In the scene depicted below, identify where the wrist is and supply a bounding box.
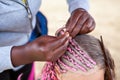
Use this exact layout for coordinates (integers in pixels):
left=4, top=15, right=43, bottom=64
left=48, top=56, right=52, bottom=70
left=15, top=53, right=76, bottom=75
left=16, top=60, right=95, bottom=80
left=11, top=44, right=33, bottom=67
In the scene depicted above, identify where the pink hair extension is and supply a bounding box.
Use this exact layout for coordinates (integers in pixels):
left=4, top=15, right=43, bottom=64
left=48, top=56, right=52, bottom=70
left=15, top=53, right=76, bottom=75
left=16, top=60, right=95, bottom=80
left=70, top=40, right=96, bottom=68
left=57, top=59, right=77, bottom=72
left=40, top=28, right=96, bottom=80
left=71, top=39, right=96, bottom=65
left=40, top=39, right=96, bottom=80
left=61, top=53, right=87, bottom=72
left=69, top=45, right=94, bottom=69
left=67, top=44, right=94, bottom=69
left=41, top=62, right=59, bottom=80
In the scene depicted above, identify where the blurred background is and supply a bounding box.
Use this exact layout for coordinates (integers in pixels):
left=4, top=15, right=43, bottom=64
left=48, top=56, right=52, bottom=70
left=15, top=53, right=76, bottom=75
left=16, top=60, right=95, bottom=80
left=35, top=0, right=120, bottom=79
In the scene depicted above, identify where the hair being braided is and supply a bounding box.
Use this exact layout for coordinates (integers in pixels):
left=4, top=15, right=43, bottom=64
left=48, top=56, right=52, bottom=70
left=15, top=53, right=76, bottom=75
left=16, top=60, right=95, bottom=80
left=40, top=30, right=115, bottom=80
left=40, top=35, right=97, bottom=80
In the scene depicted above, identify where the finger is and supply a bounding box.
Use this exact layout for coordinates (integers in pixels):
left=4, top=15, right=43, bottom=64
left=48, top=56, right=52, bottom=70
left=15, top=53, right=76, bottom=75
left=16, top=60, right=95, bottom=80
left=50, top=32, right=70, bottom=50
left=84, top=17, right=93, bottom=28
left=52, top=39, right=70, bottom=61
left=55, top=27, right=66, bottom=36
left=66, top=12, right=83, bottom=34
left=87, top=17, right=94, bottom=28
left=71, top=12, right=89, bottom=35
left=37, top=35, right=56, bottom=42
left=80, top=17, right=93, bottom=34
left=70, top=25, right=81, bottom=37
left=89, top=20, right=96, bottom=31
left=77, top=12, right=89, bottom=25
left=80, top=24, right=89, bottom=34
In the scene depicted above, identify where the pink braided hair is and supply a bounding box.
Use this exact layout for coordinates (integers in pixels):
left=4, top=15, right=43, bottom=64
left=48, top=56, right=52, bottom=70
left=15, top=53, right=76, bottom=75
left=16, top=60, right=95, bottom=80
left=40, top=28, right=96, bottom=80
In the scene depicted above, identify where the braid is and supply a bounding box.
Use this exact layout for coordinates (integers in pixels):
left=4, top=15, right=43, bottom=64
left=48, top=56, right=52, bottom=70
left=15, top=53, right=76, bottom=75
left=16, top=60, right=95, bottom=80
left=40, top=38, right=96, bottom=80
left=40, top=35, right=116, bottom=80
left=40, top=28, right=115, bottom=80
left=41, top=62, right=59, bottom=80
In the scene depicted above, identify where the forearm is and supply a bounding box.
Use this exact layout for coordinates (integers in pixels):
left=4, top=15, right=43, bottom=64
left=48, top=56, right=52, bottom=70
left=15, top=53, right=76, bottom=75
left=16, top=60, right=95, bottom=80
left=11, top=33, right=70, bottom=67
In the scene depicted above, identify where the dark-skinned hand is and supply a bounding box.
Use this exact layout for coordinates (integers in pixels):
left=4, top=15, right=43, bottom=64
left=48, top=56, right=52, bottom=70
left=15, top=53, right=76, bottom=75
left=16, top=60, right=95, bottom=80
left=27, top=33, right=71, bottom=62
left=66, top=8, right=96, bottom=37
left=11, top=32, right=71, bottom=66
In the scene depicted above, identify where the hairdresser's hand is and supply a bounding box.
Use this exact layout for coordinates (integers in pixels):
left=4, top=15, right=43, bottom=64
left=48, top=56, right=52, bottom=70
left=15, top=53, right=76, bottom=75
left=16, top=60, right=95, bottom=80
left=27, top=33, right=70, bottom=61
left=11, top=32, right=70, bottom=66
left=66, top=8, right=96, bottom=37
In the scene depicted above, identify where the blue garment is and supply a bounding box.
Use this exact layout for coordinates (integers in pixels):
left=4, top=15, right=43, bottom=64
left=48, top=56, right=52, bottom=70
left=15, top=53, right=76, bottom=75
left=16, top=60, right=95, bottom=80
left=29, top=11, right=48, bottom=42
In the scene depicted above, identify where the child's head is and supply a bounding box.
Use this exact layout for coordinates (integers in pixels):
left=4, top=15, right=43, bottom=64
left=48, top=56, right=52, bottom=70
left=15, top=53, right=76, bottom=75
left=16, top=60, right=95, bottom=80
left=40, top=35, right=115, bottom=80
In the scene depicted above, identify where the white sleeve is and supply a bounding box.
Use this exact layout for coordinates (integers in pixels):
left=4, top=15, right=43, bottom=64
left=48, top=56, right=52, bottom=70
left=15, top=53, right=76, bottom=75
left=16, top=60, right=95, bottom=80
left=0, top=46, right=23, bottom=73
left=0, top=46, right=14, bottom=73
left=67, top=0, right=89, bottom=13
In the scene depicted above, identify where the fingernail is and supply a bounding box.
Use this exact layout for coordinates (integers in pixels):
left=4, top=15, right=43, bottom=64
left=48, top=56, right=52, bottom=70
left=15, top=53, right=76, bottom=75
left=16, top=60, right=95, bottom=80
left=66, top=32, right=69, bottom=37
left=61, top=31, right=64, bottom=35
